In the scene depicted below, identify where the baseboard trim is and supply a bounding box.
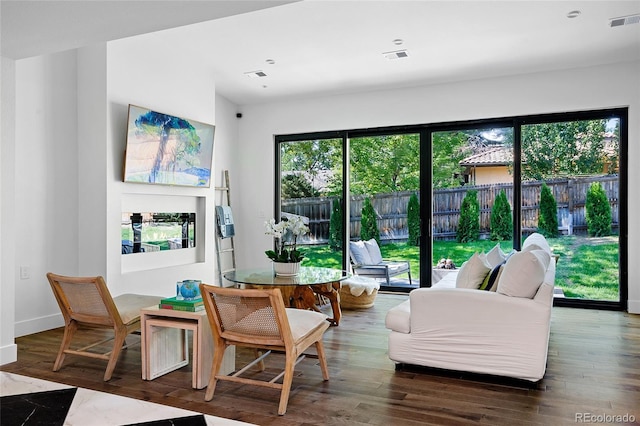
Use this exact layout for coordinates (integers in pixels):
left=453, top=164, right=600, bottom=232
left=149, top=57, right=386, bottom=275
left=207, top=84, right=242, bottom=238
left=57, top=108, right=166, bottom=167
left=15, top=313, right=64, bottom=338
left=0, top=343, right=17, bottom=365
left=627, top=299, right=640, bottom=314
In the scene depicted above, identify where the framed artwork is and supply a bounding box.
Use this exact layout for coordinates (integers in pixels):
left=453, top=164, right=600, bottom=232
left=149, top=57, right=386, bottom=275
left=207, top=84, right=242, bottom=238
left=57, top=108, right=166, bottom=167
left=123, top=105, right=215, bottom=187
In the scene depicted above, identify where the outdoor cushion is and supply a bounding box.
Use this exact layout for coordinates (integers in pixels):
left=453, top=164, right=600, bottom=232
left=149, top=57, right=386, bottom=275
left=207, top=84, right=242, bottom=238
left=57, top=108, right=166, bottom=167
left=364, top=239, right=384, bottom=264
left=349, top=240, right=372, bottom=265
left=456, top=253, right=491, bottom=289
left=497, top=249, right=551, bottom=298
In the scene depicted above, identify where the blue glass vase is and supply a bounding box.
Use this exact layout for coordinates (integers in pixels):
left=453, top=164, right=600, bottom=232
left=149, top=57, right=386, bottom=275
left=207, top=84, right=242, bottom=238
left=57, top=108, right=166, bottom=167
left=179, top=280, right=201, bottom=300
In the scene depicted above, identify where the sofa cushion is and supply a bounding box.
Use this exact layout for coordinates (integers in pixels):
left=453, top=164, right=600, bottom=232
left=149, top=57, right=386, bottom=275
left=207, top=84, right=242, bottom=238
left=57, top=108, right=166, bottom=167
left=364, top=239, right=384, bottom=264
left=497, top=249, right=551, bottom=298
left=522, top=232, right=551, bottom=255
left=485, top=243, right=507, bottom=268
left=479, top=262, right=504, bottom=291
left=349, top=240, right=372, bottom=265
left=456, top=253, right=491, bottom=289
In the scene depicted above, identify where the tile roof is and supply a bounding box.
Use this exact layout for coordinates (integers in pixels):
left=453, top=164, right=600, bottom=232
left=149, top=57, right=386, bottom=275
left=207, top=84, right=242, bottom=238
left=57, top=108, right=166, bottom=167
left=459, top=146, right=512, bottom=166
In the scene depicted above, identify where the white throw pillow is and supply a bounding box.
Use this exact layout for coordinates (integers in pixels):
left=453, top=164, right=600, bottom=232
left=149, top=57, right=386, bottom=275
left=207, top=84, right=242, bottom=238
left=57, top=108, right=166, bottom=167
left=364, top=238, right=384, bottom=264
left=455, top=252, right=491, bottom=289
left=522, top=232, right=551, bottom=255
left=349, top=240, right=372, bottom=265
left=485, top=243, right=507, bottom=268
left=497, top=249, right=551, bottom=298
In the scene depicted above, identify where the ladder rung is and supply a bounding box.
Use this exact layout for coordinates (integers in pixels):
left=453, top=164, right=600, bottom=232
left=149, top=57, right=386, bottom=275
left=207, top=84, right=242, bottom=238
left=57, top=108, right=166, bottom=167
left=215, top=186, right=229, bottom=191
left=218, top=248, right=234, bottom=253
left=221, top=268, right=236, bottom=274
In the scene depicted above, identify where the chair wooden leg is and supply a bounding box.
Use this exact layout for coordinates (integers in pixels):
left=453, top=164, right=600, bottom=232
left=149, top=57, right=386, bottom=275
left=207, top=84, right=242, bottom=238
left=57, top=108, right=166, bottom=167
left=204, top=343, right=228, bottom=401
left=53, top=321, right=78, bottom=372
left=315, top=340, right=330, bottom=381
left=103, top=330, right=127, bottom=381
left=278, top=352, right=296, bottom=415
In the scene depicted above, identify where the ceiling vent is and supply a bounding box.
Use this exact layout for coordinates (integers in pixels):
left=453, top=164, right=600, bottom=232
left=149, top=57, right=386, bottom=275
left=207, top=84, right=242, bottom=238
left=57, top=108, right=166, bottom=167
left=610, top=14, right=640, bottom=27
left=383, top=50, right=409, bottom=60
left=244, top=70, right=267, bottom=78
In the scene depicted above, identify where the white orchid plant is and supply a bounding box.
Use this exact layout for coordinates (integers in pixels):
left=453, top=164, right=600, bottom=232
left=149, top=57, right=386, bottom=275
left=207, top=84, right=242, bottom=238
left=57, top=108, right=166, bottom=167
left=264, top=216, right=310, bottom=263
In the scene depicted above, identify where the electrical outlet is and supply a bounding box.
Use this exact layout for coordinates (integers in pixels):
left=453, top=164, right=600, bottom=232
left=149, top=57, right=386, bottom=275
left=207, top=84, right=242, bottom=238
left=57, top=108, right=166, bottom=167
left=20, top=266, right=31, bottom=280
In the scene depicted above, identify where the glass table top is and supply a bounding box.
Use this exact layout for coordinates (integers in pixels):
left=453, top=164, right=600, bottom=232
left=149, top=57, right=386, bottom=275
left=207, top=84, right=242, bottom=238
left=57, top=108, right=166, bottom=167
left=224, top=266, right=349, bottom=286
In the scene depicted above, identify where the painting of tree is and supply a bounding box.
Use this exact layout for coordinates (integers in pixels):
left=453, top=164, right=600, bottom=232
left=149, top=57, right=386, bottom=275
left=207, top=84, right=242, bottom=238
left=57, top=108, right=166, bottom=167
left=124, top=105, right=215, bottom=187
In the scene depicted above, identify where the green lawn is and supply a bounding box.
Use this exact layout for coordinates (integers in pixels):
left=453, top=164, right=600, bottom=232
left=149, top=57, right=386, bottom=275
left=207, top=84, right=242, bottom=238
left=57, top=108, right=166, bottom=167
left=301, top=236, right=619, bottom=301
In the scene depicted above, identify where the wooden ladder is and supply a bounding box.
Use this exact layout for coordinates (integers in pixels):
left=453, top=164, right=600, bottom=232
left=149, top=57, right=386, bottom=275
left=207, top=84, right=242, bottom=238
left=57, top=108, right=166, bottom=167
left=215, top=170, right=237, bottom=286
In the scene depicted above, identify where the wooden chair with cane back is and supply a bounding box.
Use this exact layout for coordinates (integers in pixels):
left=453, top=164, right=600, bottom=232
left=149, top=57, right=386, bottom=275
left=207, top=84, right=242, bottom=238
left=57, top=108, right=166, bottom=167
left=199, top=283, right=330, bottom=415
left=46, top=272, right=161, bottom=381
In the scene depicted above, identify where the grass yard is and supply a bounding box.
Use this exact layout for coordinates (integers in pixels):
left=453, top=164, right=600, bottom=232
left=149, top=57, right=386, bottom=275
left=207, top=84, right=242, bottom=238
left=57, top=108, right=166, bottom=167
left=301, top=235, right=619, bottom=301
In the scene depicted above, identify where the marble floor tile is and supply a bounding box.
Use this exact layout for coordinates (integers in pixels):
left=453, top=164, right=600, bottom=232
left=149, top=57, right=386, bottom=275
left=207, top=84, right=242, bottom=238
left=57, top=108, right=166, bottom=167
left=0, top=372, right=254, bottom=426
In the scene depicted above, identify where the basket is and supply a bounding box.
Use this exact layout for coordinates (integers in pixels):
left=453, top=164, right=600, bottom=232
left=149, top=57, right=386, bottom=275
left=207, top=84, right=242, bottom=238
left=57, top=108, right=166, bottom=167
left=339, top=285, right=378, bottom=309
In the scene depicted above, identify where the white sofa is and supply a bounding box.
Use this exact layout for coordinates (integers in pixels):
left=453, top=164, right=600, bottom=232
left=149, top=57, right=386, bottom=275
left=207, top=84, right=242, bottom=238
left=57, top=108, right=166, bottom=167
left=385, top=233, right=556, bottom=382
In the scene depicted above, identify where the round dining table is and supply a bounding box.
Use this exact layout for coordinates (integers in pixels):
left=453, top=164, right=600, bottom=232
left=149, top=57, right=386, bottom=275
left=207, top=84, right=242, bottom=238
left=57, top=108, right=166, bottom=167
left=223, top=266, right=349, bottom=326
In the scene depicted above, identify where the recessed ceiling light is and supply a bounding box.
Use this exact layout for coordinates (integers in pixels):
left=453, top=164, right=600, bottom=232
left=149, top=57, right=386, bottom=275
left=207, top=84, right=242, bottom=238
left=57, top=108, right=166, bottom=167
left=567, top=10, right=581, bottom=18
left=393, top=39, right=404, bottom=46
left=383, top=50, right=409, bottom=60
left=244, top=70, right=267, bottom=78
left=265, top=59, right=276, bottom=65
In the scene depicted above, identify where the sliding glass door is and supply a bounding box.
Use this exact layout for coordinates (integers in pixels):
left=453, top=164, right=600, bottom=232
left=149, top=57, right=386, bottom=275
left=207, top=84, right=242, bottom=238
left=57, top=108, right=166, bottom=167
left=429, top=126, right=514, bottom=284
left=275, top=108, right=627, bottom=309
left=521, top=115, right=623, bottom=305
left=277, top=136, right=344, bottom=270
left=349, top=133, right=419, bottom=291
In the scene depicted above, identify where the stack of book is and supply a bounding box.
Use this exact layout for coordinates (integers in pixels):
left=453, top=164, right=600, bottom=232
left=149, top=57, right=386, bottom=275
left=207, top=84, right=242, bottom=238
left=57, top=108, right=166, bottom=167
left=159, top=296, right=204, bottom=312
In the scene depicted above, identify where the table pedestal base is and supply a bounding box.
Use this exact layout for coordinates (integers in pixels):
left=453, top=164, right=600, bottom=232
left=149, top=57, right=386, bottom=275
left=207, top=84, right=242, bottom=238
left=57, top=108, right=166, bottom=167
left=292, top=282, right=341, bottom=326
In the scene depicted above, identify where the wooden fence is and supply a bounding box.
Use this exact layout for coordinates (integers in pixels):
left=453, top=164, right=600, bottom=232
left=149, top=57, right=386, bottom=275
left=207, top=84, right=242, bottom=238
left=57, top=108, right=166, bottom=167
left=281, top=175, right=619, bottom=244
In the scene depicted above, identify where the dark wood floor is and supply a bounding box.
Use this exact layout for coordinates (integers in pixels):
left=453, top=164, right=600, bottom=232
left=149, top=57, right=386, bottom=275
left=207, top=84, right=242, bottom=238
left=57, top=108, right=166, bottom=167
left=2, top=293, right=639, bottom=425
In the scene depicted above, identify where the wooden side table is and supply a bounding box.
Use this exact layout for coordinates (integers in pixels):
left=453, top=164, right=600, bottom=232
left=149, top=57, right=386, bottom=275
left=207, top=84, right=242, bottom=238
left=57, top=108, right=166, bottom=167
left=140, top=306, right=235, bottom=389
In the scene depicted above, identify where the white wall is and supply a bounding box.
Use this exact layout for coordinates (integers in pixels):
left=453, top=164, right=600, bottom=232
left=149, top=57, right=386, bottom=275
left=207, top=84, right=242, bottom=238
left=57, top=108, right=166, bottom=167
left=1, top=56, right=18, bottom=364
left=11, top=51, right=80, bottom=337
left=2, top=34, right=224, bottom=342
left=235, top=61, right=640, bottom=312
left=101, top=36, right=218, bottom=298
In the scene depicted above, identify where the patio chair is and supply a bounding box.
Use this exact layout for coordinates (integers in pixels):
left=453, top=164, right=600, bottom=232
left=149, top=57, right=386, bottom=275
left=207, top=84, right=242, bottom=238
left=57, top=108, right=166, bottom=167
left=199, top=283, right=330, bottom=415
left=349, top=238, right=412, bottom=285
left=46, top=272, right=161, bottom=381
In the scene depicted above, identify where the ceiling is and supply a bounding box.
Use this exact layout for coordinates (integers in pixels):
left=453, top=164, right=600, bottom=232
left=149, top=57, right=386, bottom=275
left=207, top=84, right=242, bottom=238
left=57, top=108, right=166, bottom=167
left=2, top=1, right=639, bottom=105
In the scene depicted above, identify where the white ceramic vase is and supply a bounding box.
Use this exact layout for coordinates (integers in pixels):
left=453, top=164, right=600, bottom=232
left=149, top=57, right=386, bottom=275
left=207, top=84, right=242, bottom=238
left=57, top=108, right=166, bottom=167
left=273, top=261, right=301, bottom=277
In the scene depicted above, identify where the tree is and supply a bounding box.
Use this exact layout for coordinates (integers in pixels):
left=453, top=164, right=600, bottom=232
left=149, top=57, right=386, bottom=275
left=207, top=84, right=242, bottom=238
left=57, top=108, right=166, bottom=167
left=360, top=197, right=380, bottom=244
left=280, top=139, right=341, bottom=196
left=280, top=174, right=318, bottom=199
left=348, top=134, right=420, bottom=195
left=432, top=131, right=473, bottom=189
left=457, top=190, right=479, bottom=243
left=407, top=193, right=421, bottom=246
left=521, top=119, right=618, bottom=180
left=490, top=190, right=512, bottom=241
left=538, top=183, right=558, bottom=238
left=134, top=111, right=200, bottom=183
left=328, top=197, right=344, bottom=251
left=586, top=182, right=612, bottom=237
